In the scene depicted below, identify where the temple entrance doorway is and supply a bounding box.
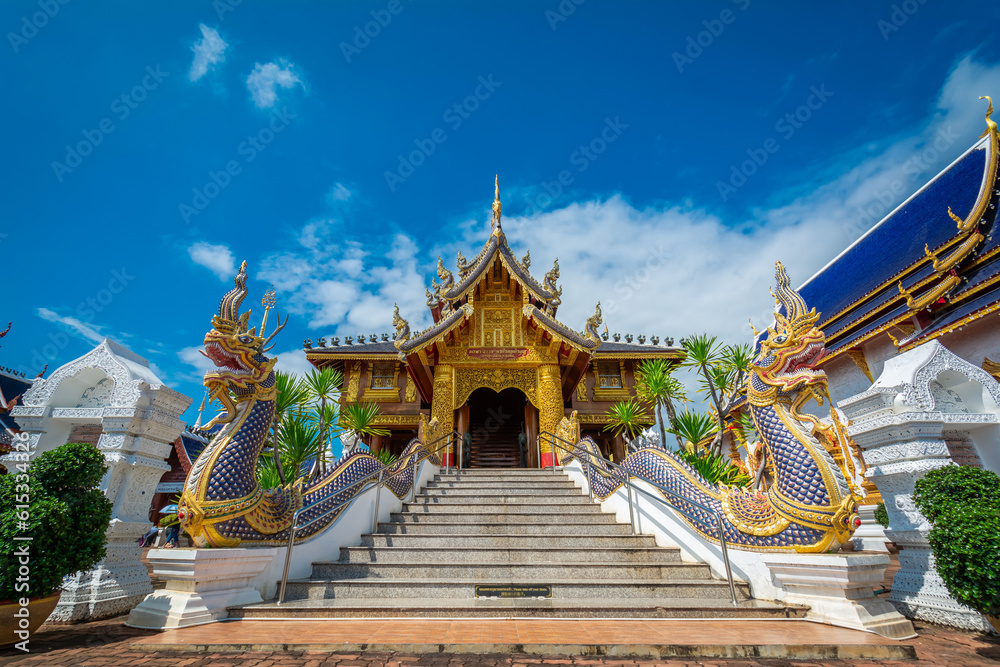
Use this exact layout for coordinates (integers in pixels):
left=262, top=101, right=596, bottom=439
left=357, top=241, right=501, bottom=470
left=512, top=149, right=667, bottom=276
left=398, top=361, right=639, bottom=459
left=464, top=387, right=527, bottom=468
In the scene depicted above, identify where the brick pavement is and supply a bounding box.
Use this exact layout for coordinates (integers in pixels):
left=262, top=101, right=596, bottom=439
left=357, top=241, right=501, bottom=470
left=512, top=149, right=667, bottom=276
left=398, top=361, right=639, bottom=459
left=0, top=615, right=997, bottom=666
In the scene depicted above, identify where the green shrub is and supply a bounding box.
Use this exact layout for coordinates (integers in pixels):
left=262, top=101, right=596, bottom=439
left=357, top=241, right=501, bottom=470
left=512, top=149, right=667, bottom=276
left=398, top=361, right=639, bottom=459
left=372, top=449, right=399, bottom=466
left=913, top=465, right=1000, bottom=618
left=914, top=465, right=1000, bottom=523
left=676, top=448, right=751, bottom=488
left=0, top=443, right=113, bottom=600
left=874, top=502, right=889, bottom=528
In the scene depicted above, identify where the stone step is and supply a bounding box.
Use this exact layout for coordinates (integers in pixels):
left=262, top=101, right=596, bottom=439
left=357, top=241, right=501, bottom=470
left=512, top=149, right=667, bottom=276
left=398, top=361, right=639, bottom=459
left=377, top=520, right=632, bottom=534
left=309, top=561, right=711, bottom=581
left=405, top=497, right=598, bottom=510
left=389, top=511, right=621, bottom=524
left=232, top=597, right=795, bottom=620
left=419, top=487, right=584, bottom=497
left=437, top=470, right=565, bottom=477
left=425, top=480, right=578, bottom=490
left=279, top=577, right=751, bottom=601
left=338, top=545, right=680, bottom=564
left=362, top=532, right=656, bottom=546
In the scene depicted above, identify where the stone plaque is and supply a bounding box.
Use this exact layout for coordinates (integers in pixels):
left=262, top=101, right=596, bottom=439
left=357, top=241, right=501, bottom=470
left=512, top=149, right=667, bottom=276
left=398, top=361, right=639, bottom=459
left=475, top=584, right=551, bottom=598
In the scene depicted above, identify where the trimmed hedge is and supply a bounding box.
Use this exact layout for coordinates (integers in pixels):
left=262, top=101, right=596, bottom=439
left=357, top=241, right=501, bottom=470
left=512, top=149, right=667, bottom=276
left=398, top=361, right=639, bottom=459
left=874, top=502, right=889, bottom=528
left=914, top=465, right=1000, bottom=618
left=0, top=443, right=113, bottom=600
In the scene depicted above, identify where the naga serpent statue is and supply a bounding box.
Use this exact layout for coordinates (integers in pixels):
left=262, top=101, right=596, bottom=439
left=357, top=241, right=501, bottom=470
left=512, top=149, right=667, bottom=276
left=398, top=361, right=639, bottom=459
left=178, top=262, right=433, bottom=547
left=563, top=262, right=862, bottom=551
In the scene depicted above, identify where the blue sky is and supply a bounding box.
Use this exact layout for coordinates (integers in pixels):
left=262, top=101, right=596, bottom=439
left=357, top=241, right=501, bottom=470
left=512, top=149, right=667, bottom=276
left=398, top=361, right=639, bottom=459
left=4, top=0, right=1000, bottom=422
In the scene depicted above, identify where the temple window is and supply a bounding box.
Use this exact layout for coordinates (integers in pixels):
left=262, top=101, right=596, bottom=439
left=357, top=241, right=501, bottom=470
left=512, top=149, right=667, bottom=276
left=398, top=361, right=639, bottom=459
left=596, top=362, right=623, bottom=389
left=371, top=362, right=397, bottom=389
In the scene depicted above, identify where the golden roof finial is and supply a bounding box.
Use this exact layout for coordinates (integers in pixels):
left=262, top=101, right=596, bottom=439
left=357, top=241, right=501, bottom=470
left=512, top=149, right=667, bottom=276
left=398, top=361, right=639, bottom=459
left=980, top=95, right=996, bottom=138
left=260, top=285, right=276, bottom=337
left=491, top=174, right=502, bottom=229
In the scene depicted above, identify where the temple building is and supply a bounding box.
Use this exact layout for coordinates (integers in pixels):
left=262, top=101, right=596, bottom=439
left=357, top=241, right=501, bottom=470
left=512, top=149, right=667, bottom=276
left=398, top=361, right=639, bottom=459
left=306, top=178, right=682, bottom=466
left=801, top=100, right=1000, bottom=433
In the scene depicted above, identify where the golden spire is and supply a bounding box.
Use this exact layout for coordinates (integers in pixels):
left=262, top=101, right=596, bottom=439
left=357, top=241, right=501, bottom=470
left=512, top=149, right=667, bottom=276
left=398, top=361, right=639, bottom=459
left=260, top=285, right=276, bottom=337
left=491, top=174, right=503, bottom=230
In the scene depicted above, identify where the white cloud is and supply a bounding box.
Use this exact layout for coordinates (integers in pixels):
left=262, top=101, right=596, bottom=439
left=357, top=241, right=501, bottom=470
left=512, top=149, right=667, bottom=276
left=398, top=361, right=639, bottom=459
left=275, top=349, right=315, bottom=376
left=188, top=24, right=228, bottom=82
left=188, top=242, right=236, bottom=281
left=36, top=308, right=106, bottom=344
left=256, top=55, right=1000, bottom=356
left=326, top=183, right=352, bottom=203
left=178, top=345, right=215, bottom=383
left=246, top=60, right=303, bottom=109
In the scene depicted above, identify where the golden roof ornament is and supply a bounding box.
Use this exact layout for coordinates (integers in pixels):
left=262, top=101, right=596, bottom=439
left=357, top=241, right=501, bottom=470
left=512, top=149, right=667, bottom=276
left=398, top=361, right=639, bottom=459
left=491, top=174, right=502, bottom=231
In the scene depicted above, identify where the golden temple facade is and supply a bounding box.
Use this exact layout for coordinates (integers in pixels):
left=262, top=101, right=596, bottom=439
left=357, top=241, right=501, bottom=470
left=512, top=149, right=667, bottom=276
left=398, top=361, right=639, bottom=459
left=305, top=179, right=682, bottom=466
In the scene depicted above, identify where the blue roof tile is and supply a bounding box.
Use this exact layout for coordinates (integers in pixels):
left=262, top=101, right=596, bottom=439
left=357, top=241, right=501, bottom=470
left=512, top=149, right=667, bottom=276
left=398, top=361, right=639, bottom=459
left=801, top=140, right=989, bottom=326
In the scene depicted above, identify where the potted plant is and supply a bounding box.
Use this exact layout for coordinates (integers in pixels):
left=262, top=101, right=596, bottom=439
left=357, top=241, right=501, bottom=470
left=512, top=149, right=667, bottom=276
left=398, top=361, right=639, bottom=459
left=0, top=442, right=113, bottom=647
left=913, top=465, right=1000, bottom=633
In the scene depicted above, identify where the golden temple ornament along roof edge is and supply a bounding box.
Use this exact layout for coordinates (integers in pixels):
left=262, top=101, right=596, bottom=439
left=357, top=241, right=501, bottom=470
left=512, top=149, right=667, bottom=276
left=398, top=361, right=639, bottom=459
left=811, top=102, right=999, bottom=336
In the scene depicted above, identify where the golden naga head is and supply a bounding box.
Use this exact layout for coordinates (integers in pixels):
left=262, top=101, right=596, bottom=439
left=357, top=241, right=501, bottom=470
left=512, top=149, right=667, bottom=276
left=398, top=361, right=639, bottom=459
left=751, top=262, right=827, bottom=395
left=202, top=261, right=285, bottom=425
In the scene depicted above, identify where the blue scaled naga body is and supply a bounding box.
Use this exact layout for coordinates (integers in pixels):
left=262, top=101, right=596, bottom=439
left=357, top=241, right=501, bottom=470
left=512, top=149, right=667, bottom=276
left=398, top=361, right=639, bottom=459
left=178, top=262, right=426, bottom=547
left=565, top=262, right=864, bottom=552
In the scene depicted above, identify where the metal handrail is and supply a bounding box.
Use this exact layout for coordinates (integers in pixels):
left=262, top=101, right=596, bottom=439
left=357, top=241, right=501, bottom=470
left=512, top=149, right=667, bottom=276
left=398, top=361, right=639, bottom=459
left=537, top=430, right=739, bottom=606
left=276, top=430, right=459, bottom=604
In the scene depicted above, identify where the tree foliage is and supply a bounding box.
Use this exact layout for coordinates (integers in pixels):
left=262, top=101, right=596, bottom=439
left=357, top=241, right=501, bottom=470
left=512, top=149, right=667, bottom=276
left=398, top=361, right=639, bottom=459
left=0, top=443, right=113, bottom=600
left=603, top=398, right=651, bottom=442
left=914, top=466, right=1000, bottom=617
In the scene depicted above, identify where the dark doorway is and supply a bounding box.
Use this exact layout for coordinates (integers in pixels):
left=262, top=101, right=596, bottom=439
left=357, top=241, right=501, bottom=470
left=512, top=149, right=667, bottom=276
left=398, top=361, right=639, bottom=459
left=465, top=387, right=527, bottom=467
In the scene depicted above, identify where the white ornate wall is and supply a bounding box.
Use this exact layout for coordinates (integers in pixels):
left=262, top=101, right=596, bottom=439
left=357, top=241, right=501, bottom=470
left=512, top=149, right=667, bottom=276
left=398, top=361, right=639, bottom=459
left=840, top=340, right=999, bottom=632
left=6, top=339, right=191, bottom=622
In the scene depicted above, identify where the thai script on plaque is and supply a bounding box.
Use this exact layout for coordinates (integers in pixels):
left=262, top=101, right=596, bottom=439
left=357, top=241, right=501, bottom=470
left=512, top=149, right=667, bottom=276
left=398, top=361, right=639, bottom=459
left=466, top=347, right=529, bottom=361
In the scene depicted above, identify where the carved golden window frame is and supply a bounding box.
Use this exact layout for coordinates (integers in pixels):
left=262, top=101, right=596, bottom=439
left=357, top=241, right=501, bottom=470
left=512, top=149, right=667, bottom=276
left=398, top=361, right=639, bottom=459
left=593, top=360, right=631, bottom=402
left=365, top=361, right=401, bottom=402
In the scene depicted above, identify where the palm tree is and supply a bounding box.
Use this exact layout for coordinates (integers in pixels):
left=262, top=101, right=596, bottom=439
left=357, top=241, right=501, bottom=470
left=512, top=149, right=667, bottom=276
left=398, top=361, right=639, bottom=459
left=267, top=371, right=310, bottom=485
left=603, top=398, right=651, bottom=445
left=634, top=358, right=687, bottom=450
left=338, top=402, right=390, bottom=450
left=275, top=413, right=324, bottom=482
left=678, top=334, right=753, bottom=457
left=665, top=409, right=719, bottom=453
left=303, top=368, right=344, bottom=475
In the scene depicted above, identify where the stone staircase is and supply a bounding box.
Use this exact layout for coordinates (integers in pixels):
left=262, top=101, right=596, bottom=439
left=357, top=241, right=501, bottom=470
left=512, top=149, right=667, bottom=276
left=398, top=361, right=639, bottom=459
left=232, top=469, right=804, bottom=619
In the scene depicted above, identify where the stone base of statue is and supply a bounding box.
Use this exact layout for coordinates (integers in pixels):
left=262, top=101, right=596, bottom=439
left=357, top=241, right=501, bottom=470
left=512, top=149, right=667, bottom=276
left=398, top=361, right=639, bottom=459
left=762, top=553, right=916, bottom=639
left=851, top=504, right=889, bottom=552
left=126, top=548, right=277, bottom=629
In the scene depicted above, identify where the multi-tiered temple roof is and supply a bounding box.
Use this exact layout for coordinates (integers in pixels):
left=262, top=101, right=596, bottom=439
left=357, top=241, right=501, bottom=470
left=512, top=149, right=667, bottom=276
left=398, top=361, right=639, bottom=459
left=801, top=100, right=1000, bottom=379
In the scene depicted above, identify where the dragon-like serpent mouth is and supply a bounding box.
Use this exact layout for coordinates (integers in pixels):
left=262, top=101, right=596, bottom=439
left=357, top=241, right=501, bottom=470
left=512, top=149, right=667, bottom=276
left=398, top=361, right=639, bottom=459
left=775, top=341, right=826, bottom=378
left=202, top=341, right=254, bottom=377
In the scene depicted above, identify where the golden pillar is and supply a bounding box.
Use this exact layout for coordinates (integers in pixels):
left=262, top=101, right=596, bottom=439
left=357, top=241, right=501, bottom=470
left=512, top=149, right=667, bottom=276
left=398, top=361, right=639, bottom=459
left=538, top=364, right=563, bottom=467
left=431, top=364, right=455, bottom=465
